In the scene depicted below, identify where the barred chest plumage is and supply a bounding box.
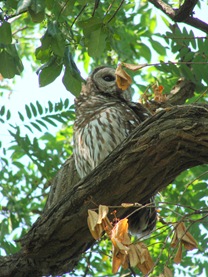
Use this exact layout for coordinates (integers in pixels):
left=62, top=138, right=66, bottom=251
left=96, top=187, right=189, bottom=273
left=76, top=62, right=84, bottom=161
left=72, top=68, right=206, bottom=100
left=73, top=94, right=142, bottom=178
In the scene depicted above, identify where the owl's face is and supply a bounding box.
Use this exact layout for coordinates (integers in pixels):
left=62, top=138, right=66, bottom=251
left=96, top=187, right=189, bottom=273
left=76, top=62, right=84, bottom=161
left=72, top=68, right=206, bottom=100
left=91, top=66, right=118, bottom=94
left=80, top=66, right=132, bottom=101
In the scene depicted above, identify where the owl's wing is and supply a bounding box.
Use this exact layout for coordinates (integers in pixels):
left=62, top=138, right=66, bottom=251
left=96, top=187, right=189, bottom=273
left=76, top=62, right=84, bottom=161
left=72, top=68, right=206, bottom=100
left=127, top=101, right=152, bottom=122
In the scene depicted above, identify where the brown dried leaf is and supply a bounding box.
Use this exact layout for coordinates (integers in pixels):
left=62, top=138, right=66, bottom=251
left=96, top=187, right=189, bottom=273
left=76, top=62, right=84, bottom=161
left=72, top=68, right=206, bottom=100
left=153, top=84, right=166, bottom=103
left=115, top=64, right=132, bottom=90
left=111, top=219, right=131, bottom=273
left=129, top=244, right=139, bottom=267
left=164, top=266, right=173, bottom=277
left=123, top=62, right=148, bottom=71
left=170, top=231, right=177, bottom=248
left=87, top=210, right=99, bottom=230
left=121, top=203, right=134, bottom=208
left=102, top=217, right=113, bottom=236
left=173, top=242, right=182, bottom=264
left=87, top=210, right=103, bottom=239
left=111, top=218, right=131, bottom=247
left=97, top=205, right=109, bottom=224
left=112, top=245, right=129, bottom=273
left=135, top=242, right=154, bottom=274
left=121, top=202, right=142, bottom=208
left=171, top=222, right=198, bottom=250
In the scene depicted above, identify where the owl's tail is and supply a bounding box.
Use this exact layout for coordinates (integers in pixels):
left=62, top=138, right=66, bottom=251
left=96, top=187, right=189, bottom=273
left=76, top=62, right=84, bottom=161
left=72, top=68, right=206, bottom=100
left=123, top=197, right=157, bottom=238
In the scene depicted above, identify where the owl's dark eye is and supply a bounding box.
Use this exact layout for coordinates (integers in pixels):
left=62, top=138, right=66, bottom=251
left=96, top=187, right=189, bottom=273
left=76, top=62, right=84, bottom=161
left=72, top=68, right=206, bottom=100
left=103, top=75, right=115, bottom=82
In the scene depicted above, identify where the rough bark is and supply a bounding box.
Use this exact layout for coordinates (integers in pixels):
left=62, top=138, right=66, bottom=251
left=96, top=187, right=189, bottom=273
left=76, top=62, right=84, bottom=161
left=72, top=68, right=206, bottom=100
left=0, top=104, right=208, bottom=277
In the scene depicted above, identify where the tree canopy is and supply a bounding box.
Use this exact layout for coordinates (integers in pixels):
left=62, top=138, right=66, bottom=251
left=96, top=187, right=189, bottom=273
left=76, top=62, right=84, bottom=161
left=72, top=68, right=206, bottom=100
left=0, top=1, right=208, bottom=276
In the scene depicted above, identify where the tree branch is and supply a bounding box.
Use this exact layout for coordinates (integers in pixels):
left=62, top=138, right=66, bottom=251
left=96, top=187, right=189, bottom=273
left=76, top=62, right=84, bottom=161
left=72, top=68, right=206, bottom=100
left=0, top=104, right=208, bottom=276
left=174, top=0, right=198, bottom=22
left=149, top=0, right=208, bottom=33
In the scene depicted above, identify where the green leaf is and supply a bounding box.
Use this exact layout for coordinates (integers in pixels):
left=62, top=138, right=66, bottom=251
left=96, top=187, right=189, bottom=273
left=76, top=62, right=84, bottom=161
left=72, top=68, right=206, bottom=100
left=18, top=111, right=24, bottom=121
left=42, top=116, right=57, bottom=127
left=48, top=101, right=53, bottom=113
left=29, top=9, right=45, bottom=23
left=0, top=106, right=5, bottom=116
left=25, top=104, right=32, bottom=119
left=0, top=21, right=12, bottom=44
left=63, top=66, right=82, bottom=96
left=64, top=98, right=69, bottom=108
left=0, top=45, right=23, bottom=78
left=38, top=57, right=62, bottom=87
left=30, top=0, right=45, bottom=13
left=88, top=27, right=107, bottom=58
left=24, top=124, right=33, bottom=132
left=151, top=39, right=166, bottom=56
left=51, top=36, right=65, bottom=57
left=139, top=43, right=151, bottom=62
left=62, top=48, right=83, bottom=96
left=149, top=15, right=156, bottom=33
left=30, top=103, right=37, bottom=116
left=0, top=50, right=16, bottom=78
left=6, top=110, right=11, bottom=120
left=48, top=22, right=65, bottom=57
left=36, top=119, right=48, bottom=129
left=180, top=64, right=194, bottom=80
left=78, top=17, right=102, bottom=37
left=36, top=101, right=43, bottom=115
left=31, top=122, right=42, bottom=131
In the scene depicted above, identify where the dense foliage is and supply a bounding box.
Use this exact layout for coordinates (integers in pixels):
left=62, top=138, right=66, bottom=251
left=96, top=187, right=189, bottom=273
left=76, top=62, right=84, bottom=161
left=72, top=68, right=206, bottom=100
left=0, top=0, right=208, bottom=276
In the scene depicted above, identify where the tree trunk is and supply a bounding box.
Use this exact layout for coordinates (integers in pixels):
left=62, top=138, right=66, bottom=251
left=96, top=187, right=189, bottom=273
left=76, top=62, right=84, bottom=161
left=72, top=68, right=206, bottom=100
left=0, top=104, right=208, bottom=277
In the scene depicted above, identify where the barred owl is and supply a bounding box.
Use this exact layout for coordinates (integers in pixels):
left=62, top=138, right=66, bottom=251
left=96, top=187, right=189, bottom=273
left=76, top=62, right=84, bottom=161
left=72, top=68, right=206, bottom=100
left=73, top=66, right=156, bottom=236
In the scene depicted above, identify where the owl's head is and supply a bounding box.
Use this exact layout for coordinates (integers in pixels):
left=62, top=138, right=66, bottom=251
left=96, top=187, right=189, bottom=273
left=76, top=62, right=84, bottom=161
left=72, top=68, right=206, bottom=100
left=81, top=66, right=132, bottom=101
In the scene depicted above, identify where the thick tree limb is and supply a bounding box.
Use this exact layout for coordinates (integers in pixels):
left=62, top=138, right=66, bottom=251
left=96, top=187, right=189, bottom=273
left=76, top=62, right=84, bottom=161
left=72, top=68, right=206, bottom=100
left=149, top=0, right=208, bottom=33
left=0, top=104, right=208, bottom=276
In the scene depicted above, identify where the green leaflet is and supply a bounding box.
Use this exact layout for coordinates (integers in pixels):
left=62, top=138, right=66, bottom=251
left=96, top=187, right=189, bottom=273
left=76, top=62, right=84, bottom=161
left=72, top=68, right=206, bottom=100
left=62, top=48, right=84, bottom=96
left=0, top=21, right=12, bottom=44
left=0, top=45, right=24, bottom=78
left=38, top=56, right=62, bottom=87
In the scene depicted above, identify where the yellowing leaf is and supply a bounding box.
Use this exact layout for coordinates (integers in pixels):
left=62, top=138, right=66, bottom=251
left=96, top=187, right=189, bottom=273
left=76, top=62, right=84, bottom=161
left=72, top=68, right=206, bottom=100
left=115, top=64, right=132, bottom=90
left=110, top=219, right=131, bottom=273
left=111, top=218, right=131, bottom=247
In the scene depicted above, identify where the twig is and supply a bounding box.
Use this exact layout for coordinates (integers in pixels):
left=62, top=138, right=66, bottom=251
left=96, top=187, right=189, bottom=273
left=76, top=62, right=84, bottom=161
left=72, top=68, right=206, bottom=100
left=12, top=26, right=28, bottom=36
left=149, top=0, right=208, bottom=34
left=163, top=36, right=207, bottom=40
left=71, top=4, right=87, bottom=28
left=107, top=0, right=125, bottom=24
left=178, top=170, right=208, bottom=202
left=174, top=0, right=199, bottom=22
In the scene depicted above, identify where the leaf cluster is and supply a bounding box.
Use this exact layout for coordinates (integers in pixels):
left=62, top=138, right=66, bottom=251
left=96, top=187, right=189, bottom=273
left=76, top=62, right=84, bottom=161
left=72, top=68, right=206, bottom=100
left=0, top=98, right=74, bottom=255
